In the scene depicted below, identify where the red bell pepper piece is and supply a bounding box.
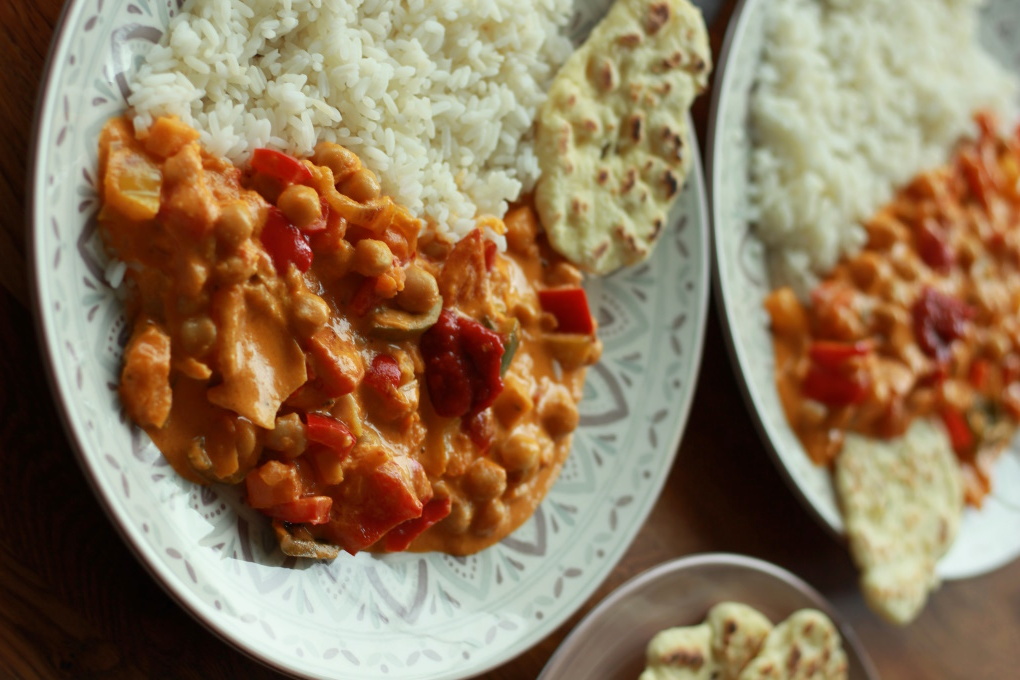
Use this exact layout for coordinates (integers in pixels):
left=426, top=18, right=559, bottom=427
left=801, top=364, right=869, bottom=406
left=382, top=496, right=453, bottom=552
left=915, top=218, right=953, bottom=272
left=538, top=287, right=595, bottom=334
left=364, top=354, right=401, bottom=395
left=251, top=147, right=314, bottom=186
left=264, top=496, right=333, bottom=525
left=348, top=277, right=379, bottom=316
left=261, top=207, right=313, bottom=273
left=808, top=340, right=873, bottom=369
left=969, top=358, right=990, bottom=391
left=305, top=412, right=356, bottom=457
left=940, top=407, right=973, bottom=454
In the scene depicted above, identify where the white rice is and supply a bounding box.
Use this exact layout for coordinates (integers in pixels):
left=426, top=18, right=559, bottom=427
left=749, top=0, right=1018, bottom=297
left=127, top=0, right=574, bottom=241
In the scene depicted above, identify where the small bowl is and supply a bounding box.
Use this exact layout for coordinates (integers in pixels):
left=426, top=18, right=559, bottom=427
left=539, top=553, right=878, bottom=680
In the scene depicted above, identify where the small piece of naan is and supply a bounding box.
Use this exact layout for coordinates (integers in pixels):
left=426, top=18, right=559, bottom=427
left=707, top=602, right=774, bottom=680
left=640, top=622, right=719, bottom=680
left=835, top=419, right=964, bottom=625
left=738, top=609, right=848, bottom=680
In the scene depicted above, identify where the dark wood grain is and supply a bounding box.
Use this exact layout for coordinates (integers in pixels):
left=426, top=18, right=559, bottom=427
left=2, top=0, right=1019, bottom=679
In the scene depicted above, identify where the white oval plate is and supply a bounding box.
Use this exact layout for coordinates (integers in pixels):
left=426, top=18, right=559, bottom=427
left=28, top=1, right=711, bottom=678
left=708, top=0, right=1020, bottom=580
left=538, top=553, right=878, bottom=680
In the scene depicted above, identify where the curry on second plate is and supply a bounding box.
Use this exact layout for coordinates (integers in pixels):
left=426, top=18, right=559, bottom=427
left=767, top=114, right=1020, bottom=509
left=99, top=115, right=603, bottom=558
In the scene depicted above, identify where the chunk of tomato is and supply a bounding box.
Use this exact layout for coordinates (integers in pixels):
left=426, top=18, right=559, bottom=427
left=364, top=354, right=401, bottom=395
left=381, top=496, right=452, bottom=552
left=328, top=456, right=429, bottom=554
left=261, top=207, right=313, bottom=273
left=912, top=286, right=973, bottom=363
left=264, top=496, right=332, bottom=525
left=420, top=309, right=504, bottom=419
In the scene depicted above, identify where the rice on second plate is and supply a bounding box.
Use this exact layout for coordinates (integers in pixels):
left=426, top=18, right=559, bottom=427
left=749, top=0, right=1018, bottom=297
left=128, top=0, right=574, bottom=241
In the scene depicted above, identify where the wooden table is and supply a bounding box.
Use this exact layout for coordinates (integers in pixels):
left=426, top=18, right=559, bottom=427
left=2, top=1, right=1018, bottom=678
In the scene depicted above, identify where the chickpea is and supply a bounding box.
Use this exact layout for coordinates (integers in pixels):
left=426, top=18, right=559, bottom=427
left=215, top=200, right=255, bottom=247
left=497, top=431, right=541, bottom=475
left=464, top=458, right=507, bottom=502
left=848, top=252, right=882, bottom=291
left=179, top=259, right=209, bottom=298
left=889, top=244, right=919, bottom=281
left=312, top=142, right=360, bottom=181
left=957, top=236, right=980, bottom=270
left=472, top=498, right=508, bottom=538
left=317, top=240, right=355, bottom=281
left=180, top=316, right=217, bottom=356
left=352, top=239, right=393, bottom=277
left=292, top=291, right=331, bottom=338
left=871, top=302, right=908, bottom=335
left=539, top=385, right=580, bottom=438
left=339, top=168, right=382, bottom=203
left=277, top=184, right=322, bottom=230
left=265, top=413, right=307, bottom=458
left=865, top=212, right=907, bottom=250
left=512, top=299, right=540, bottom=326
left=503, top=205, right=539, bottom=255
left=395, top=265, right=440, bottom=313
left=444, top=499, right=473, bottom=535
left=233, top=418, right=260, bottom=472
left=984, top=329, right=1011, bottom=361
left=547, top=261, right=583, bottom=287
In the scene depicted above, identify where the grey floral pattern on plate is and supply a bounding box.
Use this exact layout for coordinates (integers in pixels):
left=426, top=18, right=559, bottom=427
left=709, top=0, right=1020, bottom=582
left=29, top=0, right=711, bottom=677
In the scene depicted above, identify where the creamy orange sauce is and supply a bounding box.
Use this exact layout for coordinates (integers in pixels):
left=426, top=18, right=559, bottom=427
left=99, top=115, right=601, bottom=557
left=767, top=113, right=1020, bottom=506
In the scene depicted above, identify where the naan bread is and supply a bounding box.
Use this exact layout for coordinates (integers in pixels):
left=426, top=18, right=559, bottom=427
left=640, top=622, right=719, bottom=680
left=534, top=0, right=710, bottom=274
left=835, top=419, right=964, bottom=625
left=706, top=602, right=774, bottom=680
left=737, top=609, right=848, bottom=680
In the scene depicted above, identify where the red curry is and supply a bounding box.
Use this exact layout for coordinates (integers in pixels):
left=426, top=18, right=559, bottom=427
left=98, top=115, right=601, bottom=558
left=768, top=113, right=1020, bottom=507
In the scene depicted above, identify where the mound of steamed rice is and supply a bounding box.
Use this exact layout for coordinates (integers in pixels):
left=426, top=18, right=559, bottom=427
left=749, top=0, right=1018, bottom=297
left=128, top=0, right=574, bottom=242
